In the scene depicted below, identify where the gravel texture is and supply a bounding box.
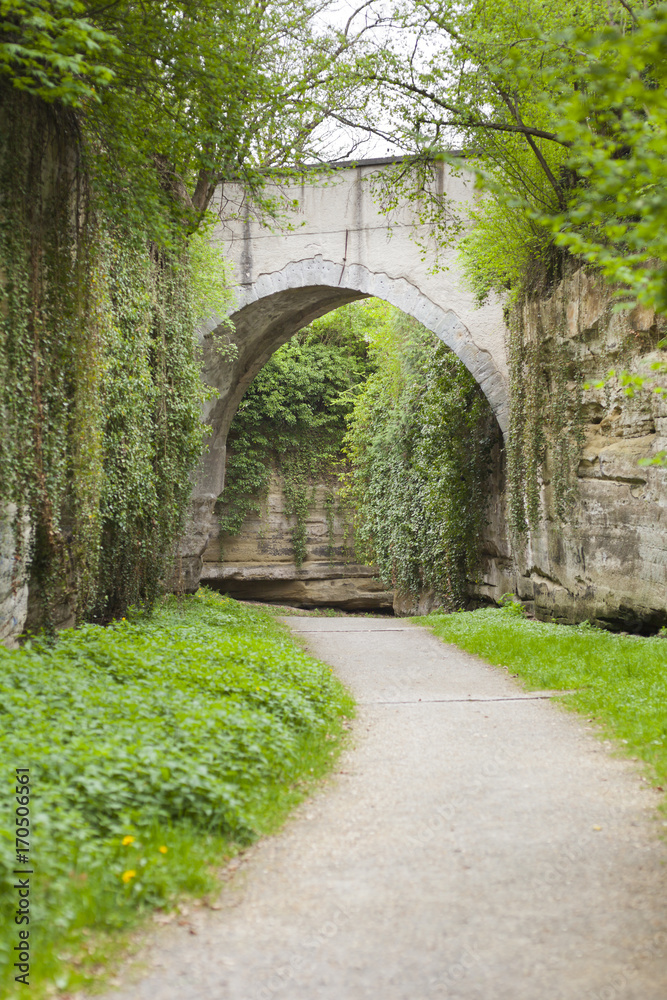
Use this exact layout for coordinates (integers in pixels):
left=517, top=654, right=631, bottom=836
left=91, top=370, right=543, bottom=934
left=105, top=617, right=667, bottom=1000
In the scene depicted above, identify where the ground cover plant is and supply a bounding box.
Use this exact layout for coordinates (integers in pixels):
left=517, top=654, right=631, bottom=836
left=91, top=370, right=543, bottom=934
left=420, top=607, right=667, bottom=802
left=0, top=590, right=353, bottom=998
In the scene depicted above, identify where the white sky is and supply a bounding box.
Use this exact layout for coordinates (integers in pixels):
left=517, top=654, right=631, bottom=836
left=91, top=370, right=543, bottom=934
left=311, top=0, right=406, bottom=161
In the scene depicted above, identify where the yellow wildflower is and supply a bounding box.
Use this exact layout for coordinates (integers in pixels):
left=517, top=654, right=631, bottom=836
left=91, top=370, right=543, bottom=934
left=159, top=846, right=168, bottom=854
left=122, top=835, right=135, bottom=846
left=121, top=870, right=136, bottom=884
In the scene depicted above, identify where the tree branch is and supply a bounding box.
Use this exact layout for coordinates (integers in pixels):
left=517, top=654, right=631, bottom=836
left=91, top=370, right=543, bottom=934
left=363, top=74, right=572, bottom=147
left=496, top=88, right=566, bottom=207
left=617, top=0, right=639, bottom=25
left=191, top=166, right=218, bottom=215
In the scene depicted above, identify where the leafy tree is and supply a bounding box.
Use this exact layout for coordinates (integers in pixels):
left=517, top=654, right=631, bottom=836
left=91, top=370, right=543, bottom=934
left=539, top=5, right=667, bottom=312
left=2, top=1, right=377, bottom=238
left=84, top=0, right=359, bottom=236
left=0, top=0, right=116, bottom=104
left=353, top=0, right=652, bottom=301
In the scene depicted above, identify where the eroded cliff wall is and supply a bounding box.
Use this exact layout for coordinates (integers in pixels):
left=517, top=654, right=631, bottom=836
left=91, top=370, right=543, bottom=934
left=0, top=507, right=29, bottom=649
left=201, top=470, right=393, bottom=610
left=476, top=267, right=667, bottom=629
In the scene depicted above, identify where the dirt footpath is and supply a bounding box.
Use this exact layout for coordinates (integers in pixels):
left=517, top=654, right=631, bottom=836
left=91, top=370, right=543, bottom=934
left=107, top=617, right=667, bottom=1000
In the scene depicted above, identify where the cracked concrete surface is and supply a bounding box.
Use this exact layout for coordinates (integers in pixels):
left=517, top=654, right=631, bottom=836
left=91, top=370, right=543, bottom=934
left=104, top=617, right=667, bottom=1000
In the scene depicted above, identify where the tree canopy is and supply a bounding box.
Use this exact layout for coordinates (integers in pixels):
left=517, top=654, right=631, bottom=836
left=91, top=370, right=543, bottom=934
left=349, top=0, right=667, bottom=311
left=1, top=0, right=374, bottom=240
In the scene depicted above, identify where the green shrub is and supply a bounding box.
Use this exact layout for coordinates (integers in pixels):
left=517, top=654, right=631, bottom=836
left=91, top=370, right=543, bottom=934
left=0, top=590, right=352, bottom=996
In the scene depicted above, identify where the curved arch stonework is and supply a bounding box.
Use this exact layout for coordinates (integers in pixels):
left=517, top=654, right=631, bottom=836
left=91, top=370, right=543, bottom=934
left=237, top=257, right=509, bottom=430
left=196, top=257, right=508, bottom=502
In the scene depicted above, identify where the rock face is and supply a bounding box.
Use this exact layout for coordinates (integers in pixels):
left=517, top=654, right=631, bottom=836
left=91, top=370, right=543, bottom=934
left=0, top=507, right=30, bottom=649
left=474, top=268, right=667, bottom=629
left=201, top=471, right=393, bottom=610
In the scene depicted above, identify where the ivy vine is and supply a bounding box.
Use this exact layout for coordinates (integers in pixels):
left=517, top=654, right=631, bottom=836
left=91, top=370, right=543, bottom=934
left=343, top=315, right=497, bottom=608
left=0, top=85, right=223, bottom=631
left=506, top=292, right=584, bottom=534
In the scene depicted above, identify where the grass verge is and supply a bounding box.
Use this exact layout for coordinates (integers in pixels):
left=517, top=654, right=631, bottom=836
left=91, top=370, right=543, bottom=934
left=0, top=589, right=353, bottom=998
left=417, top=607, right=667, bottom=802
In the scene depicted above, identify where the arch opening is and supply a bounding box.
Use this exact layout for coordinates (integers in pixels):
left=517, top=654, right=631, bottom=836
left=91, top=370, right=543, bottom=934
left=191, top=287, right=510, bottom=613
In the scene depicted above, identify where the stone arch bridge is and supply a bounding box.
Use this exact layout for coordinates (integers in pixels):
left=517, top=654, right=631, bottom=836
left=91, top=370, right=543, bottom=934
left=181, top=157, right=510, bottom=589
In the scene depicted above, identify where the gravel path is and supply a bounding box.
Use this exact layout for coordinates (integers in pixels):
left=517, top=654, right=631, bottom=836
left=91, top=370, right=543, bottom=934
left=107, top=617, right=667, bottom=1000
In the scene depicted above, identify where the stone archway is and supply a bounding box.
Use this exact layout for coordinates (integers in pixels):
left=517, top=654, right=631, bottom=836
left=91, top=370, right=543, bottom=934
left=197, top=257, right=509, bottom=500
left=179, top=159, right=511, bottom=590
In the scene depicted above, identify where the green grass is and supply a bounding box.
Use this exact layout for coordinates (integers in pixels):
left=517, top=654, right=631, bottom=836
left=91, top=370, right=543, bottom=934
left=0, top=590, right=353, bottom=998
left=418, top=607, right=667, bottom=797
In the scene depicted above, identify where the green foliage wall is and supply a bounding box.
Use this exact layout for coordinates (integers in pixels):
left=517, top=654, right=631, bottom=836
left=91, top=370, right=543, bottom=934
left=0, top=87, right=215, bottom=628
left=343, top=314, right=497, bottom=608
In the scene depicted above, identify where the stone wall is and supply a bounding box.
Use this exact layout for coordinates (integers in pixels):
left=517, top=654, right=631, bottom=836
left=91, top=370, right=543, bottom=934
left=475, top=268, right=667, bottom=630
left=201, top=470, right=393, bottom=610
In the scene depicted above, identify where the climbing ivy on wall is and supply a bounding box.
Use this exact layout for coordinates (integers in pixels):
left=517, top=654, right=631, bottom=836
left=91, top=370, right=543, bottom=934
left=506, top=295, right=585, bottom=533
left=90, top=237, right=211, bottom=622
left=0, top=86, right=226, bottom=629
left=343, top=314, right=497, bottom=608
left=218, top=302, right=379, bottom=565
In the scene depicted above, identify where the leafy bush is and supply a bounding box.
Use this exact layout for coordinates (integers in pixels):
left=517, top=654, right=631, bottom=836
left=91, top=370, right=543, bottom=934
left=498, top=593, right=526, bottom=615
left=0, top=590, right=352, bottom=996
left=458, top=176, right=560, bottom=307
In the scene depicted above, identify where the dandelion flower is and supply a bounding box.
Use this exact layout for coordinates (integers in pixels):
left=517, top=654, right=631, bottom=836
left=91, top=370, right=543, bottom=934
left=121, top=870, right=136, bottom=883
left=122, top=835, right=135, bottom=846
left=159, top=846, right=168, bottom=854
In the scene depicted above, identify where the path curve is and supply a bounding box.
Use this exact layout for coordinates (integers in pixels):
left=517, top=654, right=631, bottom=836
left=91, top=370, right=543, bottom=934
left=108, top=617, right=667, bottom=999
